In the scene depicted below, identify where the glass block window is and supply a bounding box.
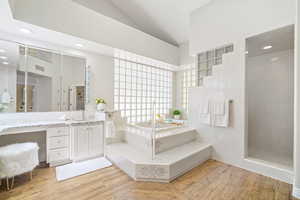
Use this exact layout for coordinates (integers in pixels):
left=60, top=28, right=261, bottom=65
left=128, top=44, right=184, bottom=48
left=180, top=66, right=197, bottom=112
left=114, top=50, right=173, bottom=123
left=197, top=44, right=233, bottom=86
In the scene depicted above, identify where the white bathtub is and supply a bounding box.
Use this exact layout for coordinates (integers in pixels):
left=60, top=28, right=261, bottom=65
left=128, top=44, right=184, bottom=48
left=131, top=121, right=184, bottom=132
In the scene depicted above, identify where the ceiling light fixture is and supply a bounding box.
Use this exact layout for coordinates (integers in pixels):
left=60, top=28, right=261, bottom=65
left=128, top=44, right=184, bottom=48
left=0, top=56, right=8, bottom=60
left=20, top=28, right=32, bottom=34
left=245, top=51, right=249, bottom=55
left=2, top=61, right=9, bottom=65
left=262, top=45, right=272, bottom=50
left=0, top=49, right=5, bottom=53
left=75, top=44, right=83, bottom=48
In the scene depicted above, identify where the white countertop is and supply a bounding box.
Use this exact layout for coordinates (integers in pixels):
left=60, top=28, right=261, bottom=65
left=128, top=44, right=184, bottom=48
left=0, top=111, right=107, bottom=135
left=0, top=118, right=105, bottom=135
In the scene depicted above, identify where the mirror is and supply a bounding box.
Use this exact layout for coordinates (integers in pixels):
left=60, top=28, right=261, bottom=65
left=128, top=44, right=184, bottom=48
left=61, top=55, right=86, bottom=111
left=0, top=39, right=87, bottom=113
left=0, top=40, right=25, bottom=113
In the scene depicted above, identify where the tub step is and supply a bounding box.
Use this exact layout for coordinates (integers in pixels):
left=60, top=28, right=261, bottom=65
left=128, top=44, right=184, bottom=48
left=106, top=141, right=212, bottom=182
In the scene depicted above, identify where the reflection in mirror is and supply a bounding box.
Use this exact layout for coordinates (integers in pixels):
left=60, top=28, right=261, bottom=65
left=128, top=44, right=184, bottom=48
left=0, top=39, right=87, bottom=113
left=61, top=55, right=86, bottom=111
left=0, top=40, right=24, bottom=113
left=19, top=46, right=62, bottom=112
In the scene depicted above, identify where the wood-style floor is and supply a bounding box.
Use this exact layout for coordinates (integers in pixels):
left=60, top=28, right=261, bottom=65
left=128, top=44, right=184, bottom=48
left=0, top=160, right=297, bottom=200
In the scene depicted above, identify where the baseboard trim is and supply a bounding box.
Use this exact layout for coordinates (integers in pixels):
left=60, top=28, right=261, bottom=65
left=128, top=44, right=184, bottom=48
left=293, top=186, right=300, bottom=198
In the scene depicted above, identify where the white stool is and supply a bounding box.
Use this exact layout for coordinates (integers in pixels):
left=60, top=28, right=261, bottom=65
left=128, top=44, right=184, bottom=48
left=0, top=142, right=39, bottom=190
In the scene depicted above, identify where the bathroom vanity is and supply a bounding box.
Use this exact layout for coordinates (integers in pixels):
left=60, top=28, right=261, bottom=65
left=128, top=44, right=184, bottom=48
left=0, top=112, right=106, bottom=167
left=0, top=38, right=106, bottom=167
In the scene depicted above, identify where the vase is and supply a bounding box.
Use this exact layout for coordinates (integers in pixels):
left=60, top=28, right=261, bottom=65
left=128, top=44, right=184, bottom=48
left=174, top=115, right=180, bottom=120
left=97, top=103, right=106, bottom=111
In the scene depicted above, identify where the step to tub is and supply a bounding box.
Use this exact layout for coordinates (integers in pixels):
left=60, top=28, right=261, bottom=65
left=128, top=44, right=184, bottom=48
left=106, top=141, right=212, bottom=182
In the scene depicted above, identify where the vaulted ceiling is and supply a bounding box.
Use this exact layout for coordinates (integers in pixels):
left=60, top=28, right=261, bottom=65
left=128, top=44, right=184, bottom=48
left=74, top=0, right=211, bottom=46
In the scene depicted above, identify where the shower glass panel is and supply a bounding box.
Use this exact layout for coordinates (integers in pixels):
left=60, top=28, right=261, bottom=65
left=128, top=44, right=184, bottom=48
left=246, top=25, right=294, bottom=169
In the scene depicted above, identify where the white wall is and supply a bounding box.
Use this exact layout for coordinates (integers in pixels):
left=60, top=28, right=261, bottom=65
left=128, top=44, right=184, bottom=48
left=10, top=0, right=179, bottom=66
left=86, top=53, right=114, bottom=111
left=190, top=0, right=295, bottom=55
left=188, top=0, right=296, bottom=183
left=246, top=50, right=294, bottom=163
left=293, top=0, right=300, bottom=197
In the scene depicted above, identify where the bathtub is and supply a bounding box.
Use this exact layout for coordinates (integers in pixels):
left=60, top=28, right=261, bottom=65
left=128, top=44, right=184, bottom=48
left=131, top=121, right=184, bottom=132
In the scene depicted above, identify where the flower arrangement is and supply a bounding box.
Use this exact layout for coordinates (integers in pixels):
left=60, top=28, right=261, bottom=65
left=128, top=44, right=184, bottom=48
left=95, top=98, right=106, bottom=105
left=95, top=98, right=106, bottom=111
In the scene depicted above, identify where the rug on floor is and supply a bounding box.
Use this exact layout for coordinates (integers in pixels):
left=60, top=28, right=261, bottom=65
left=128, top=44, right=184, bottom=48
left=56, top=157, right=112, bottom=181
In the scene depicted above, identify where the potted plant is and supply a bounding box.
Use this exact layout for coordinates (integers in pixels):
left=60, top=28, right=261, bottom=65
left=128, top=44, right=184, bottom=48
left=173, top=110, right=181, bottom=120
left=95, top=98, right=106, bottom=111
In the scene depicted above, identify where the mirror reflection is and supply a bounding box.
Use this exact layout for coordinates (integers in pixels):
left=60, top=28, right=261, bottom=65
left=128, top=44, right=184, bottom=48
left=0, top=39, right=87, bottom=113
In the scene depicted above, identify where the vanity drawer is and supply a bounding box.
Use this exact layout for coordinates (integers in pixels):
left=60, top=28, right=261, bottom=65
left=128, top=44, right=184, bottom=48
left=47, top=127, right=69, bottom=137
left=48, top=148, right=69, bottom=162
left=48, top=136, right=69, bottom=149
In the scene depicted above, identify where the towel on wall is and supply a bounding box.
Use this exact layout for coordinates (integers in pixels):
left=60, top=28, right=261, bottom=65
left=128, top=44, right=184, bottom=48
left=199, top=99, right=211, bottom=125
left=211, top=99, right=230, bottom=127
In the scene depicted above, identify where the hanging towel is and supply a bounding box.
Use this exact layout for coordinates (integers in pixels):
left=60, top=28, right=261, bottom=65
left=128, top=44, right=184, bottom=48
left=199, top=99, right=211, bottom=125
left=199, top=99, right=209, bottom=114
left=212, top=99, right=230, bottom=127
left=212, top=100, right=225, bottom=115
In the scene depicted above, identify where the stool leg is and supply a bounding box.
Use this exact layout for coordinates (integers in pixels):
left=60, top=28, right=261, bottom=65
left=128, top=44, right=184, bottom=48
left=6, top=178, right=9, bottom=191
left=10, top=177, right=14, bottom=190
left=29, top=171, right=33, bottom=181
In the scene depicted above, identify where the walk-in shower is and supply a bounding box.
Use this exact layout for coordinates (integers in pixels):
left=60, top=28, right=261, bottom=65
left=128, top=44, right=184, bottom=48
left=246, top=25, right=294, bottom=170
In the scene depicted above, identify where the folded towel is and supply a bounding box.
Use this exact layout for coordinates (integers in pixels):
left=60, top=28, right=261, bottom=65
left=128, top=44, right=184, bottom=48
left=199, top=99, right=211, bottom=125
left=213, top=99, right=230, bottom=127
left=212, top=100, right=225, bottom=115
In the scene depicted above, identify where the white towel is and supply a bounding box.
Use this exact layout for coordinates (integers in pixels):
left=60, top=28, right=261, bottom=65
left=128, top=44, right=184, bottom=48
left=212, top=99, right=230, bottom=127
left=199, top=99, right=211, bottom=125
left=199, top=99, right=209, bottom=114
left=212, top=100, right=225, bottom=115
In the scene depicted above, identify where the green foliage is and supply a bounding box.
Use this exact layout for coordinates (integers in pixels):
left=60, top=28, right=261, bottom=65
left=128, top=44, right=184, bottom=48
left=173, top=110, right=181, bottom=115
left=95, top=98, right=106, bottom=104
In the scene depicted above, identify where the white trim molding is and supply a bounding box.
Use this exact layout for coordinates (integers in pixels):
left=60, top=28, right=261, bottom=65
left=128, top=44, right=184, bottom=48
left=293, top=186, right=300, bottom=199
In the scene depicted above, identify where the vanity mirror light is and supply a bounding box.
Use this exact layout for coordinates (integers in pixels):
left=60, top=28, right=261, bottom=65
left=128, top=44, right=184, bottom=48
left=0, top=39, right=87, bottom=113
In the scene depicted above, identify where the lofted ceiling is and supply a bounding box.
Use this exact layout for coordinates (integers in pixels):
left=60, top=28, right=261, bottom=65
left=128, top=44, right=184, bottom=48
left=74, top=0, right=211, bottom=46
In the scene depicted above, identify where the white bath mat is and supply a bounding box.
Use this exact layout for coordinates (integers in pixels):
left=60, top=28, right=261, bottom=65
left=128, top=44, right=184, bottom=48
left=55, top=157, right=112, bottom=181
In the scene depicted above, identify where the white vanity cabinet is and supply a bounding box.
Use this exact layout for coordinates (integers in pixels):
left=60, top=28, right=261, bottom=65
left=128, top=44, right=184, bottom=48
left=71, top=123, right=104, bottom=162
left=47, top=126, right=71, bottom=166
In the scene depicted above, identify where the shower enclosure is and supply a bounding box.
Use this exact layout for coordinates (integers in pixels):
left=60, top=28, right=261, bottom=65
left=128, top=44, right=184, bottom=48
left=246, top=25, right=294, bottom=170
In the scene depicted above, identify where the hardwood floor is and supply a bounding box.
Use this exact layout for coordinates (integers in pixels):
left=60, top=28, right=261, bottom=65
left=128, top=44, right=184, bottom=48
left=0, top=160, right=297, bottom=200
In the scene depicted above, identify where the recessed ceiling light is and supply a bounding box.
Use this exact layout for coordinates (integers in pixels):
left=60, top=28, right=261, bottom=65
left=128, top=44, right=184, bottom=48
left=2, top=62, right=9, bottom=65
left=271, top=57, right=279, bottom=62
left=245, top=51, right=249, bottom=54
left=75, top=44, right=83, bottom=48
left=20, top=28, right=32, bottom=34
left=0, top=49, right=5, bottom=53
left=262, top=45, right=272, bottom=50
left=0, top=56, right=8, bottom=60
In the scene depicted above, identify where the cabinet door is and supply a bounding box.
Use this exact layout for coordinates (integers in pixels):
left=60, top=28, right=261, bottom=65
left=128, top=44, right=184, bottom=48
left=74, top=126, right=89, bottom=159
left=88, top=125, right=103, bottom=157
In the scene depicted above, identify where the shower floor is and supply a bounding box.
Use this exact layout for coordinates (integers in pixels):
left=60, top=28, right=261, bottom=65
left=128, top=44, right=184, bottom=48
left=248, top=148, right=293, bottom=171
